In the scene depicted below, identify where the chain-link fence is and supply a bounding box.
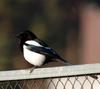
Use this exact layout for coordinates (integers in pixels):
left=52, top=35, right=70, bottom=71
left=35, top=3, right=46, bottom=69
left=0, top=64, right=100, bottom=89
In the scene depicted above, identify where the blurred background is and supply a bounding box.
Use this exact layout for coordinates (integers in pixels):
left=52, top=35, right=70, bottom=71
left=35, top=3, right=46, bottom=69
left=0, top=0, right=100, bottom=70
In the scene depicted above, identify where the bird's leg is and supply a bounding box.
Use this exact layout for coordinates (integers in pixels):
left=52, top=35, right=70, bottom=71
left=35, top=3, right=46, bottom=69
left=30, top=66, right=36, bottom=73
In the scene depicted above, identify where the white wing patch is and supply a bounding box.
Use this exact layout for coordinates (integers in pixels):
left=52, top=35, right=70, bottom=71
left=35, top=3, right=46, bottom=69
left=25, top=40, right=42, bottom=47
left=23, top=41, right=46, bottom=66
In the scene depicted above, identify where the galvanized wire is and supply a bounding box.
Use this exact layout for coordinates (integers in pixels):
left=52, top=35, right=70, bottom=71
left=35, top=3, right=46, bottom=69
left=0, top=74, right=99, bottom=89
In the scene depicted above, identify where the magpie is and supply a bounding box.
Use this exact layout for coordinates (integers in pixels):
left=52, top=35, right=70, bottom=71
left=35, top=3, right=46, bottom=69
left=16, top=30, right=98, bottom=79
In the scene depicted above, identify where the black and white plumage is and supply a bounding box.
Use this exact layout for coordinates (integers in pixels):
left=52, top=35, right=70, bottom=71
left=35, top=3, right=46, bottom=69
left=16, top=30, right=70, bottom=66
left=16, top=30, right=97, bottom=79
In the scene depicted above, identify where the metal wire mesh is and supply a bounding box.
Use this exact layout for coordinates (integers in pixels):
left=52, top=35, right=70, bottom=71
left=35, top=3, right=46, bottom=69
left=0, top=74, right=100, bottom=89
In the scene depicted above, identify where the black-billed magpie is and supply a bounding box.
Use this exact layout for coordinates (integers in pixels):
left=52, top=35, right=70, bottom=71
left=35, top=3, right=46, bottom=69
left=16, top=30, right=97, bottom=79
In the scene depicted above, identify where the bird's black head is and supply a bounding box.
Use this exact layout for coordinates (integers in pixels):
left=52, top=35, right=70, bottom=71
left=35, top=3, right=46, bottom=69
left=16, top=30, right=37, bottom=41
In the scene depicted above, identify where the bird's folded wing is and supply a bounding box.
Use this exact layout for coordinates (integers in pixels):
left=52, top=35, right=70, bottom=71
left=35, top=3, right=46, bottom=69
left=24, top=43, right=70, bottom=64
left=25, top=43, right=60, bottom=58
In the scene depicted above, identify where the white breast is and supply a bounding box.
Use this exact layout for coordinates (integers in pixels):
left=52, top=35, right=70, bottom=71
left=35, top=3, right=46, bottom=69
left=23, top=40, right=46, bottom=66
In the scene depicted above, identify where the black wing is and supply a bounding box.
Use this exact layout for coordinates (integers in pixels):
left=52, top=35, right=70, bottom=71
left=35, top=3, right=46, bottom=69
left=25, top=43, right=59, bottom=58
left=24, top=43, right=70, bottom=64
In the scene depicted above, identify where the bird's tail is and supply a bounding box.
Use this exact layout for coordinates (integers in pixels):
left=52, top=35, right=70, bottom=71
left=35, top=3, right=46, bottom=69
left=57, top=56, right=72, bottom=65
